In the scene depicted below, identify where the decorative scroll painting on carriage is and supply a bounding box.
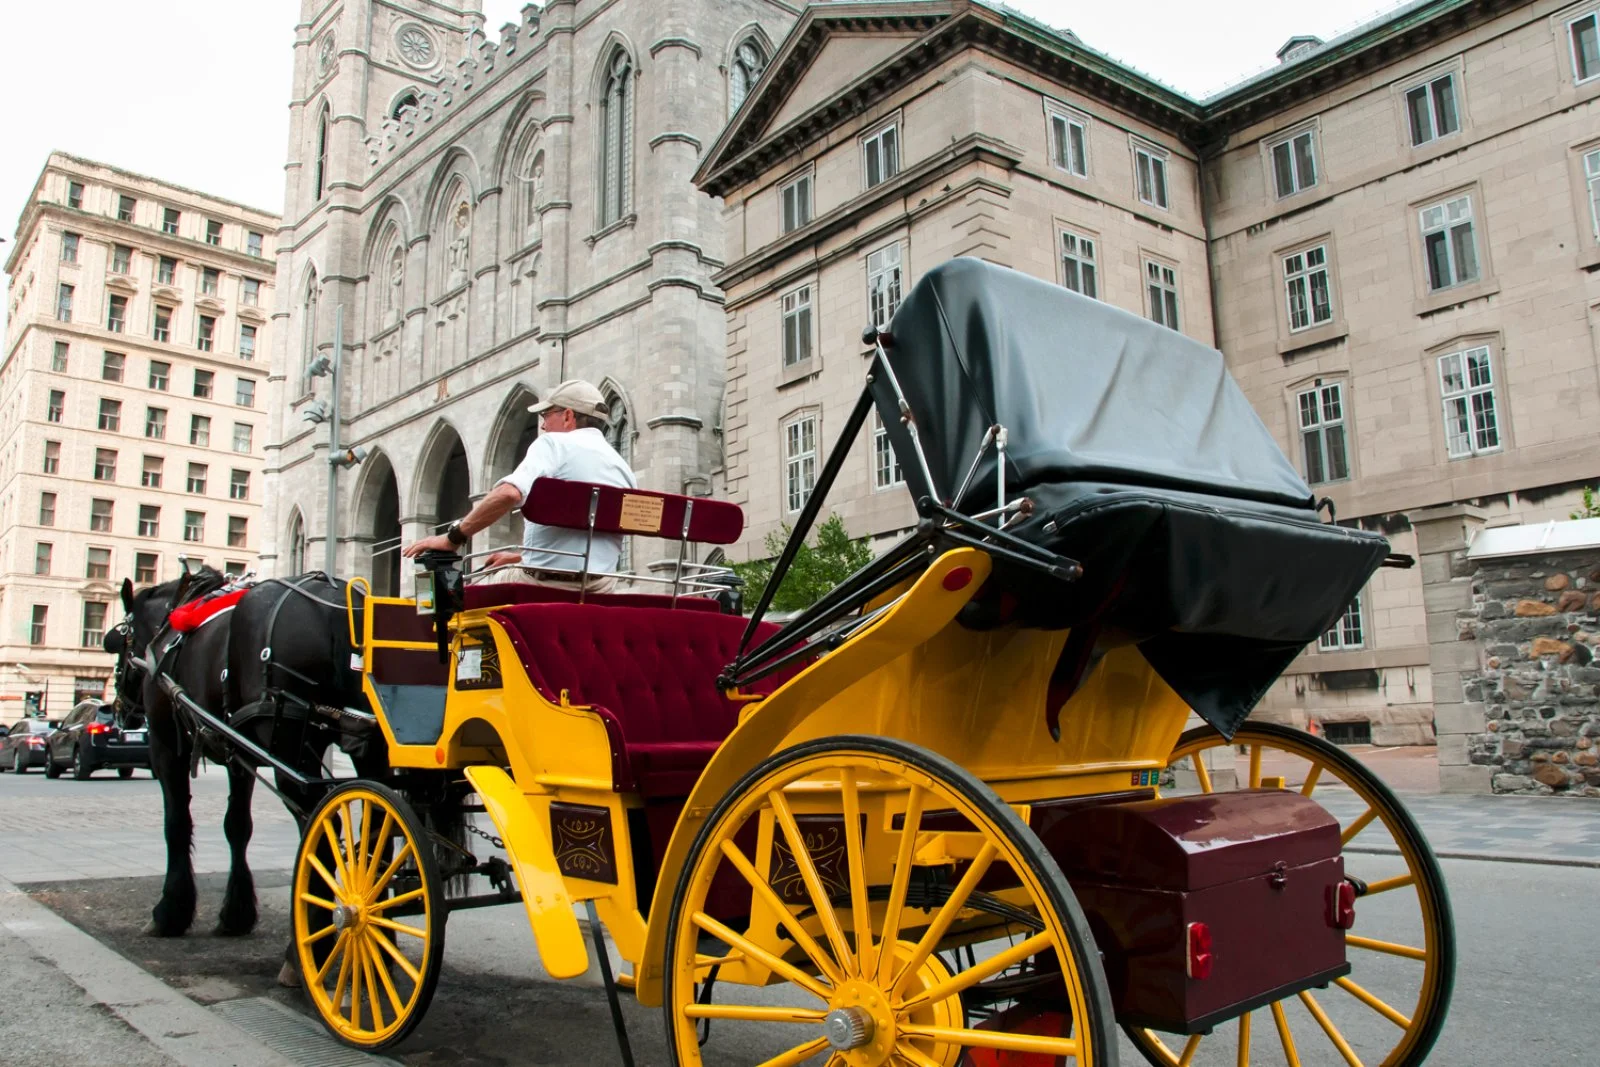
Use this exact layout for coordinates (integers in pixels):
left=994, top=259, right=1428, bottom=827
left=291, top=257, right=1452, bottom=1067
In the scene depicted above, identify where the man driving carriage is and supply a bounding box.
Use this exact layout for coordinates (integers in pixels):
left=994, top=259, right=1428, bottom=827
left=401, top=378, right=636, bottom=591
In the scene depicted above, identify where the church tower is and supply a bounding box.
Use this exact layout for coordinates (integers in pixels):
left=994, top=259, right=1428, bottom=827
left=271, top=0, right=484, bottom=574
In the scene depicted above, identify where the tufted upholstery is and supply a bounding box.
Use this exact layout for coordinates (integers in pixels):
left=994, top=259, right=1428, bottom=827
left=464, top=582, right=725, bottom=613
left=491, top=603, right=796, bottom=797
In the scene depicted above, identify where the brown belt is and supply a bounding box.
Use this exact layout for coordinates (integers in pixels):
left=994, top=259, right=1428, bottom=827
left=524, top=567, right=583, bottom=583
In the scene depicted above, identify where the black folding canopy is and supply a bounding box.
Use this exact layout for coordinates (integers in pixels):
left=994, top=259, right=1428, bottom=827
left=730, top=258, right=1393, bottom=739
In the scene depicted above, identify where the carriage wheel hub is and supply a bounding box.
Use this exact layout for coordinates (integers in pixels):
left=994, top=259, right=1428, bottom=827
left=824, top=1006, right=875, bottom=1050
left=331, top=904, right=359, bottom=931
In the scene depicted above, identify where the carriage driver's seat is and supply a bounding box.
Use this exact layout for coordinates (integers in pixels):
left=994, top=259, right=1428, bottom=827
left=481, top=478, right=803, bottom=798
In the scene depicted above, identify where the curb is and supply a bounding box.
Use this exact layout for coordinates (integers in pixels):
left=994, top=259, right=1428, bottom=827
left=1344, top=844, right=1600, bottom=869
left=0, top=873, right=296, bottom=1067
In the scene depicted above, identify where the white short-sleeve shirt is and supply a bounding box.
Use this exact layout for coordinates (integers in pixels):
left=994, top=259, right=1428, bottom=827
left=496, top=427, right=638, bottom=572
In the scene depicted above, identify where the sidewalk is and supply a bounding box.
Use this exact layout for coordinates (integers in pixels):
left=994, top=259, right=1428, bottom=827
left=0, top=872, right=295, bottom=1067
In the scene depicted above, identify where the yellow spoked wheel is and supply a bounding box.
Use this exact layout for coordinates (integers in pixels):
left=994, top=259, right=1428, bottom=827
left=1127, top=722, right=1455, bottom=1067
left=292, top=781, right=445, bottom=1050
left=662, top=735, right=1116, bottom=1066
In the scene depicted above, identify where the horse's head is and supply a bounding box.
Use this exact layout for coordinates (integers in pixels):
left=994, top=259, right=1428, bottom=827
left=105, top=567, right=226, bottom=715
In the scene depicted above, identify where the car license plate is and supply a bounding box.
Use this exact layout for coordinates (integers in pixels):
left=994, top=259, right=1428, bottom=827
left=124, top=730, right=145, bottom=742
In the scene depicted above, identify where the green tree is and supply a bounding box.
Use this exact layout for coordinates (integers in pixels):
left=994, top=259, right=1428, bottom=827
left=733, top=514, right=875, bottom=613
left=1573, top=485, right=1600, bottom=520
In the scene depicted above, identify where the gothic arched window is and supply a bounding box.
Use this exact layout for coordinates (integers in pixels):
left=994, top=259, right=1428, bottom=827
left=598, top=49, right=633, bottom=228
left=313, top=104, right=330, bottom=201
left=604, top=389, right=632, bottom=465
left=392, top=93, right=419, bottom=120
left=301, top=271, right=320, bottom=382
left=728, top=38, right=767, bottom=117
left=288, top=511, right=307, bottom=575
left=604, top=388, right=634, bottom=572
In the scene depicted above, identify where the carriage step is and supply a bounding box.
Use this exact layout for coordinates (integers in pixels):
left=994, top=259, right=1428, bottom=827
left=213, top=996, right=400, bottom=1066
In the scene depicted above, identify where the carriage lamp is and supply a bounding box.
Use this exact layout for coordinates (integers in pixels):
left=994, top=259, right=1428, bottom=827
left=414, top=561, right=436, bottom=615
left=1186, top=922, right=1214, bottom=980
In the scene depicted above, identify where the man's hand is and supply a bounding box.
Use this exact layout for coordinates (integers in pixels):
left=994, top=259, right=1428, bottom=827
left=401, top=534, right=455, bottom=559
left=482, top=550, right=523, bottom=568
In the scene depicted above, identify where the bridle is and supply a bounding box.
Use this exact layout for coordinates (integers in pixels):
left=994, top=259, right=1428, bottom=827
left=106, top=612, right=146, bottom=716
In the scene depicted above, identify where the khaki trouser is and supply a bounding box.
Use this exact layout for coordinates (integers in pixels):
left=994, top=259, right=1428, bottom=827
left=476, top=565, right=617, bottom=594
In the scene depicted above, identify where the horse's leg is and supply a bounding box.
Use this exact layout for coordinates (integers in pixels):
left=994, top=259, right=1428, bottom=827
left=146, top=717, right=197, bottom=937
left=214, top=760, right=258, bottom=935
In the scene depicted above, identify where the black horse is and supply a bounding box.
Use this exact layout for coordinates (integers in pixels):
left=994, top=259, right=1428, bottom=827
left=107, top=567, right=382, bottom=961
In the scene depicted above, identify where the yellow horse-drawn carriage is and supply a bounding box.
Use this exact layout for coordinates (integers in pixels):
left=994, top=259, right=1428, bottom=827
left=293, top=259, right=1454, bottom=1065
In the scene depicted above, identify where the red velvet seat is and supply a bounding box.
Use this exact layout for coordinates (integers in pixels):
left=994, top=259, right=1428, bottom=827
left=490, top=603, right=797, bottom=797
left=464, top=581, right=725, bottom=613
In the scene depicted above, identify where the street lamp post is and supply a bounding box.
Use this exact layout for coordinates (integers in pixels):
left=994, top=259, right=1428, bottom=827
left=304, top=305, right=366, bottom=577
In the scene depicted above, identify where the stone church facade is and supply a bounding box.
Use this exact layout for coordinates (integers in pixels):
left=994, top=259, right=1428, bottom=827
left=265, top=0, right=796, bottom=593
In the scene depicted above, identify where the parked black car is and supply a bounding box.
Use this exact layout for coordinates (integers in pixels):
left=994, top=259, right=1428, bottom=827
left=45, top=700, right=149, bottom=780
left=0, top=716, right=58, bottom=773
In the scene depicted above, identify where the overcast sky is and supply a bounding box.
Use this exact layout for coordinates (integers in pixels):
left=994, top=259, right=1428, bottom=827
left=2, top=0, right=1404, bottom=254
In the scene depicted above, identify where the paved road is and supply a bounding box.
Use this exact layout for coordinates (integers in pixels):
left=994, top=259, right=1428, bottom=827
left=2, top=758, right=1597, bottom=1064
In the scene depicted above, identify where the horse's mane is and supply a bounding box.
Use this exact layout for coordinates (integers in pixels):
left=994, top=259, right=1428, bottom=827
left=136, top=565, right=228, bottom=609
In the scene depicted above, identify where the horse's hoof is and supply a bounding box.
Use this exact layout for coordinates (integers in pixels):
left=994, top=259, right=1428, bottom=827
left=143, top=918, right=187, bottom=937
left=277, top=960, right=300, bottom=988
left=212, top=920, right=256, bottom=937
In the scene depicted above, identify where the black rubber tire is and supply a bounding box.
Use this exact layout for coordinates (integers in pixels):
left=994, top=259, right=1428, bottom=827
left=73, top=744, right=93, bottom=780
left=45, top=757, right=61, bottom=779
left=15, top=748, right=30, bottom=775
left=661, top=734, right=1119, bottom=1067
left=1124, top=721, right=1456, bottom=1067
left=118, top=766, right=134, bottom=779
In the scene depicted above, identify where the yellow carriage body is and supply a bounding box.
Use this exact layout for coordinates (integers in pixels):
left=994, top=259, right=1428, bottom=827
left=353, top=545, right=1191, bottom=1002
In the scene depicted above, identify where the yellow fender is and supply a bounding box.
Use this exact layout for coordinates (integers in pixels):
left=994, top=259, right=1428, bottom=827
left=633, top=546, right=991, bottom=1005
left=463, top=765, right=591, bottom=980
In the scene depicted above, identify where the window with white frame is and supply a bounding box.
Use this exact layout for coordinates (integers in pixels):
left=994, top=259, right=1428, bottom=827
left=1585, top=148, right=1600, bottom=239
left=1406, top=73, right=1459, bottom=146
left=1047, top=106, right=1088, bottom=177
left=1145, top=260, right=1179, bottom=330
left=781, top=285, right=813, bottom=367
left=867, top=243, right=903, bottom=329
left=1269, top=128, right=1318, bottom=198
left=1060, top=230, right=1098, bottom=299
left=780, top=172, right=813, bottom=234
left=1438, top=345, right=1501, bottom=457
left=1319, top=593, right=1365, bottom=651
left=1133, top=142, right=1169, bottom=209
left=1296, top=380, right=1350, bottom=485
left=862, top=121, right=900, bottom=189
left=783, top=415, right=818, bottom=512
left=872, top=411, right=903, bottom=490
left=1283, top=245, right=1334, bottom=331
left=1572, top=11, right=1600, bottom=83
left=1419, top=194, right=1479, bottom=291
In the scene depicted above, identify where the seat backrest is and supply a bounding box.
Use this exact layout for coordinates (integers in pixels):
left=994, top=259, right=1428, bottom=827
left=490, top=603, right=788, bottom=747
left=463, top=582, right=725, bottom=613
left=522, top=477, right=744, bottom=545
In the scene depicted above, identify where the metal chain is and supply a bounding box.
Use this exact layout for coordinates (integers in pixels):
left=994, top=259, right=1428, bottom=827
left=465, top=821, right=505, bottom=850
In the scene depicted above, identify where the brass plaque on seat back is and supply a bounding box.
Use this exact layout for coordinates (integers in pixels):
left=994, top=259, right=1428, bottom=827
left=617, top=493, right=665, bottom=534
left=550, top=802, right=617, bottom=884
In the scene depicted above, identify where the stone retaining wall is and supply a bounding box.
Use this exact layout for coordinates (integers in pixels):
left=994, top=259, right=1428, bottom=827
left=1461, top=550, right=1600, bottom=796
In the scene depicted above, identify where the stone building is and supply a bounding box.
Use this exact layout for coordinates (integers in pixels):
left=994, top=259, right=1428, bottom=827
left=696, top=0, right=1600, bottom=749
left=264, top=0, right=797, bottom=595
left=0, top=154, right=278, bottom=714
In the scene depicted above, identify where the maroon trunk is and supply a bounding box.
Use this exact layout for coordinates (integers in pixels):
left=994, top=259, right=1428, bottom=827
left=1037, top=790, right=1349, bottom=1033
